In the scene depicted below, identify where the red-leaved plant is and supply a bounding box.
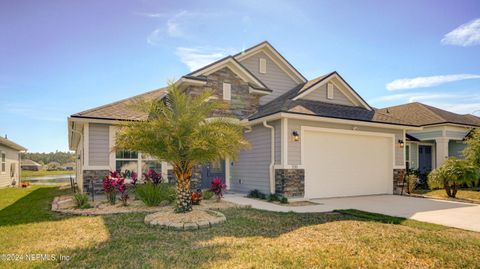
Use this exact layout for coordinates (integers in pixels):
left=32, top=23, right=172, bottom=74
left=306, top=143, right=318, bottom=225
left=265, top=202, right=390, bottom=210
left=143, top=169, right=162, bottom=185
left=210, top=177, right=226, bottom=202
left=103, top=171, right=129, bottom=205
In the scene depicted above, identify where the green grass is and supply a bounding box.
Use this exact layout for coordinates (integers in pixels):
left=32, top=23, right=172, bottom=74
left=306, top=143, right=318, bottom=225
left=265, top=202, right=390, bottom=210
left=21, top=170, right=74, bottom=179
left=0, top=186, right=480, bottom=268
left=414, top=188, right=480, bottom=203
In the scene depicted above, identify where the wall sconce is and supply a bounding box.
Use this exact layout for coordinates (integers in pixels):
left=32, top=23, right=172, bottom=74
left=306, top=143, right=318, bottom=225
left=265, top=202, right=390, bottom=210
left=398, top=139, right=404, bottom=148
left=292, top=131, right=300, bottom=142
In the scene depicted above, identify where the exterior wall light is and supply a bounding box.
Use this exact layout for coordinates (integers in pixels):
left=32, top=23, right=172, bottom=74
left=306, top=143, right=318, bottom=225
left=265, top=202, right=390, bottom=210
left=292, top=131, right=300, bottom=142
left=398, top=139, right=404, bottom=148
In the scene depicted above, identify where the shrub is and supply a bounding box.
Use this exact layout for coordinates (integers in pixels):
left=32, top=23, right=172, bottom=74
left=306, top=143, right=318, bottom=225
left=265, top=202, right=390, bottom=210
left=267, top=193, right=281, bottom=202
left=428, top=157, right=478, bottom=198
left=280, top=196, right=288, bottom=204
left=406, top=174, right=418, bottom=194
left=143, top=169, right=163, bottom=185
left=73, top=193, right=91, bottom=209
left=210, top=176, right=226, bottom=201
left=191, top=189, right=203, bottom=205
left=203, top=189, right=214, bottom=200
left=136, top=183, right=175, bottom=206
left=247, top=189, right=266, bottom=199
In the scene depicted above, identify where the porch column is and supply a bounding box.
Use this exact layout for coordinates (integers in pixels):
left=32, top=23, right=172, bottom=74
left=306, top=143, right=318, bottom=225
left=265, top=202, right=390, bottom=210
left=435, top=137, right=449, bottom=168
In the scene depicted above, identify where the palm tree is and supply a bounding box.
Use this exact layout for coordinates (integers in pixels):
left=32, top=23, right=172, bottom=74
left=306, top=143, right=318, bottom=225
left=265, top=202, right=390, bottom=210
left=115, top=83, right=250, bottom=213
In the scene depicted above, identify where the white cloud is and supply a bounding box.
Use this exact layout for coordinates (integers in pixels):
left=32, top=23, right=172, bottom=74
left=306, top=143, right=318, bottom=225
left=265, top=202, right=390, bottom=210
left=175, top=47, right=236, bottom=71
left=441, top=18, right=480, bottom=47
left=145, top=10, right=221, bottom=45
left=3, top=103, right=64, bottom=122
left=386, top=74, right=480, bottom=90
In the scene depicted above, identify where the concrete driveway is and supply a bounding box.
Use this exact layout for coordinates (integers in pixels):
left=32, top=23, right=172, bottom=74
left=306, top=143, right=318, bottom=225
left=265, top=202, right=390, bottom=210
left=224, top=194, right=480, bottom=232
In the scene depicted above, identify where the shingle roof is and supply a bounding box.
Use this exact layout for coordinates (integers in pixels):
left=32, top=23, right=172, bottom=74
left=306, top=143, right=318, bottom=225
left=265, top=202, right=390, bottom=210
left=0, top=136, right=27, bottom=151
left=21, top=159, right=41, bottom=166
left=378, top=102, right=480, bottom=127
left=248, top=80, right=416, bottom=126
left=71, top=88, right=167, bottom=121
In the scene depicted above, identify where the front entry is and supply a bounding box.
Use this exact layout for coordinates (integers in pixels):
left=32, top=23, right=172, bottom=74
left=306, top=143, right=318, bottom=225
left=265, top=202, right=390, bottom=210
left=200, top=160, right=225, bottom=189
left=418, top=145, right=433, bottom=174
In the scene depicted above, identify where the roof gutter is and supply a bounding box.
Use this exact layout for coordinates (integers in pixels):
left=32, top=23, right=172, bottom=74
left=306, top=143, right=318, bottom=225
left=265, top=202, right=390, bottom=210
left=263, top=121, right=275, bottom=194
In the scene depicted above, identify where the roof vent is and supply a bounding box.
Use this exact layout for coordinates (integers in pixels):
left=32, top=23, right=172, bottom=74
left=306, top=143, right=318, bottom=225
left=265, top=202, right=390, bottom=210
left=4, top=134, right=7, bottom=139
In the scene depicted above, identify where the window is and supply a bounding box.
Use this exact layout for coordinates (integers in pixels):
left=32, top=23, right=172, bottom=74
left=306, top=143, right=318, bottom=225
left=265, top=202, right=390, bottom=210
left=1, top=152, right=5, bottom=173
left=142, top=160, right=162, bottom=174
left=327, top=83, right=334, bottom=99
left=223, top=82, right=231, bottom=101
left=115, top=150, right=138, bottom=175
left=259, top=58, right=267, bottom=74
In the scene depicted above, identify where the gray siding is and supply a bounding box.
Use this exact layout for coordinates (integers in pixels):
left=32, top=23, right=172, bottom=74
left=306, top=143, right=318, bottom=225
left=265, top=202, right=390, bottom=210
left=449, top=140, right=466, bottom=159
left=88, top=123, right=109, bottom=166
left=287, top=119, right=405, bottom=167
left=239, top=51, right=298, bottom=105
left=0, top=145, right=20, bottom=188
left=273, top=120, right=281, bottom=164
left=231, top=124, right=271, bottom=194
left=301, top=83, right=355, bottom=106
left=446, top=130, right=469, bottom=139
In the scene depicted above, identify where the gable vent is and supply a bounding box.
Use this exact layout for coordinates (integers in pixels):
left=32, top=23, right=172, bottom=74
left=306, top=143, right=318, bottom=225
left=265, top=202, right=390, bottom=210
left=327, top=83, right=334, bottom=99
left=259, top=58, right=267, bottom=74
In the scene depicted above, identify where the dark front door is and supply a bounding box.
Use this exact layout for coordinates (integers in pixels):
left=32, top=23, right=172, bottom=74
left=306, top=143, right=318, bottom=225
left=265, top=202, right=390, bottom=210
left=418, top=145, right=433, bottom=174
left=201, top=160, right=225, bottom=189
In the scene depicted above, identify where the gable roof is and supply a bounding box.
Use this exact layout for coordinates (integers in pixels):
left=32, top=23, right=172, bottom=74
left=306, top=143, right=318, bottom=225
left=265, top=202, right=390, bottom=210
left=378, top=102, right=480, bottom=127
left=293, top=71, right=373, bottom=111
left=188, top=56, right=270, bottom=91
left=234, top=41, right=307, bottom=84
left=248, top=79, right=416, bottom=127
left=21, top=159, right=41, bottom=166
left=0, top=136, right=27, bottom=152
left=71, top=88, right=167, bottom=121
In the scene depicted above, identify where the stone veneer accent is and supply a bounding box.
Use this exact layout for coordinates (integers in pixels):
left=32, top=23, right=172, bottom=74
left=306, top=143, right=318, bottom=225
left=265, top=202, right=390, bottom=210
left=393, top=169, right=406, bottom=194
left=275, top=169, right=305, bottom=197
left=83, top=170, right=109, bottom=194
left=186, top=67, right=262, bottom=120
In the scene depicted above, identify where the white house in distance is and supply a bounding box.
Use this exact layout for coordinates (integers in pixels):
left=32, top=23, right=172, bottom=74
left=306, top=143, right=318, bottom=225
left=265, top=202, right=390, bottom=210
left=0, top=136, right=27, bottom=188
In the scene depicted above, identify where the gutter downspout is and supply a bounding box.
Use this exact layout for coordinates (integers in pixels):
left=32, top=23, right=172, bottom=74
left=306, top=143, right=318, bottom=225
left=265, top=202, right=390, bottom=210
left=71, top=125, right=83, bottom=193
left=263, top=121, right=275, bottom=194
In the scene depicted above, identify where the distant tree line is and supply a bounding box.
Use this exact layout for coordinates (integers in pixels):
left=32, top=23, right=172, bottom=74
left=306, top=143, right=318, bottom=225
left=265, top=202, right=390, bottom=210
left=21, top=151, right=75, bottom=165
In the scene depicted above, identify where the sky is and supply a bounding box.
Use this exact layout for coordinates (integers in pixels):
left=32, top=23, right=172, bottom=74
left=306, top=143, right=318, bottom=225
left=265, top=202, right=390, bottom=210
left=1, top=0, right=479, bottom=153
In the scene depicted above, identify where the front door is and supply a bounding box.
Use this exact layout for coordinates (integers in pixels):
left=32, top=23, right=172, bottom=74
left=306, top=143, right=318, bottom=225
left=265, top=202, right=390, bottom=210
left=200, top=160, right=225, bottom=189
left=418, top=145, right=432, bottom=174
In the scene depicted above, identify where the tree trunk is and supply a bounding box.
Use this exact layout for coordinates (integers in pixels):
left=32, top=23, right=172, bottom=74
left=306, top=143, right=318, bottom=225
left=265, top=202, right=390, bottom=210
left=173, top=164, right=193, bottom=213
left=444, top=183, right=453, bottom=198
left=451, top=183, right=458, bottom=198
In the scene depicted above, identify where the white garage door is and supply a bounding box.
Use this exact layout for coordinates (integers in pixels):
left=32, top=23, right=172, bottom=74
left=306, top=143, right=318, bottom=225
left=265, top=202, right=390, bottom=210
left=303, top=128, right=393, bottom=199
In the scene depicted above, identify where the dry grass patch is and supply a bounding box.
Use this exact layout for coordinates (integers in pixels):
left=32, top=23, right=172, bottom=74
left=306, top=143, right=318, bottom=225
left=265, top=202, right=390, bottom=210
left=414, top=189, right=480, bottom=204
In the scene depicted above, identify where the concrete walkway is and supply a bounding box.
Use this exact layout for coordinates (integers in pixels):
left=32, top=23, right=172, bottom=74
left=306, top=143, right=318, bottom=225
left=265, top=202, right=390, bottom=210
left=223, top=194, right=480, bottom=232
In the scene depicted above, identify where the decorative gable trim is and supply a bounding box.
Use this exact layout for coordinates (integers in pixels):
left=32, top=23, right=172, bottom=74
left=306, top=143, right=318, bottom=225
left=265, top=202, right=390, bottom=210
left=234, top=41, right=307, bottom=84
left=293, top=72, right=373, bottom=111
left=189, top=56, right=268, bottom=89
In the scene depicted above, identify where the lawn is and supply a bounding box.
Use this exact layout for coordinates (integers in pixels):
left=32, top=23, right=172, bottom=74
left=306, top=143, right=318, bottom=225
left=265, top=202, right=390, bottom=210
left=1, top=187, right=480, bottom=268
left=414, top=188, right=480, bottom=203
left=21, top=170, right=74, bottom=179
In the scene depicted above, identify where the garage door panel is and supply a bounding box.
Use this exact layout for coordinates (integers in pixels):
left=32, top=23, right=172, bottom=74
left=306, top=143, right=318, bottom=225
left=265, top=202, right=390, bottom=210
left=304, top=130, right=393, bottom=199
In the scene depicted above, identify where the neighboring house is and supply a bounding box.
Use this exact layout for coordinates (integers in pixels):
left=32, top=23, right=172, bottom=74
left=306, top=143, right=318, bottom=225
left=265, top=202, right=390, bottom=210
left=68, top=41, right=479, bottom=198
left=63, top=162, right=76, bottom=171
left=378, top=103, right=480, bottom=174
left=21, top=159, right=42, bottom=171
left=0, top=136, right=27, bottom=187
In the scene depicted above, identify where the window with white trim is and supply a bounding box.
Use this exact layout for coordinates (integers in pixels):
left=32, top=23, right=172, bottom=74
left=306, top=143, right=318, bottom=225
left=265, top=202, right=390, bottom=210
left=223, top=82, right=231, bottom=101
left=115, top=150, right=138, bottom=175
left=327, top=83, right=334, bottom=99
left=1, top=152, right=5, bottom=173
left=259, top=58, right=267, bottom=74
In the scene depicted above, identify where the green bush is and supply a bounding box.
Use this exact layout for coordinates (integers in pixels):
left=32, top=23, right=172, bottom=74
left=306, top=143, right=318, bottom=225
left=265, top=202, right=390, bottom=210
left=428, top=157, right=478, bottom=198
left=247, top=189, right=266, bottom=199
left=267, top=193, right=281, bottom=202
left=73, top=193, right=91, bottom=209
left=203, top=189, right=214, bottom=200
left=280, top=196, right=288, bottom=204
left=135, top=183, right=175, bottom=206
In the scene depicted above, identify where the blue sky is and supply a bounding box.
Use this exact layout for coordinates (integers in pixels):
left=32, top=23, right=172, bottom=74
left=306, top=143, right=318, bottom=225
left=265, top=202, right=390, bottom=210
left=1, top=0, right=479, bottom=152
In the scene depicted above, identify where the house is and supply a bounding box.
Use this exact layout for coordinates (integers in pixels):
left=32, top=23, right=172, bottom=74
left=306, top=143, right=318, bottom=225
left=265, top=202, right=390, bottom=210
left=0, top=136, right=27, bottom=187
left=378, top=103, right=480, bottom=175
left=68, top=41, right=480, bottom=198
left=21, top=159, right=42, bottom=171
left=63, top=162, right=76, bottom=171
